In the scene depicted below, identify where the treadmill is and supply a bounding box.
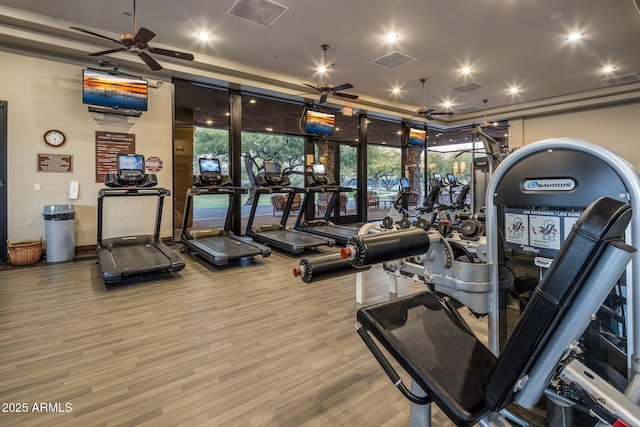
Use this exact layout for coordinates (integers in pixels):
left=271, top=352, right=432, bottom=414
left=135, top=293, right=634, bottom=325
left=293, top=163, right=360, bottom=246
left=97, top=153, right=185, bottom=284
left=181, top=157, right=271, bottom=265
left=246, top=160, right=335, bottom=254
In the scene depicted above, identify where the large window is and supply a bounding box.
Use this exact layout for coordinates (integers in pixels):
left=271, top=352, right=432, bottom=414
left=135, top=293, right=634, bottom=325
left=366, top=117, right=402, bottom=220
left=173, top=80, right=230, bottom=234
left=240, top=94, right=306, bottom=230
left=425, top=123, right=509, bottom=209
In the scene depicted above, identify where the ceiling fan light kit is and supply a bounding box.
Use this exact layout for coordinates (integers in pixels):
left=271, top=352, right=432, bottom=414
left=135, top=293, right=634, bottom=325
left=413, top=78, right=453, bottom=121
left=71, top=0, right=194, bottom=71
left=301, top=44, right=359, bottom=105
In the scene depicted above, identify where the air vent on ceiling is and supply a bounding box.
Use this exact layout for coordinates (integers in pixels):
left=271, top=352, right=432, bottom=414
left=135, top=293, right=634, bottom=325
left=600, top=73, right=640, bottom=87
left=451, top=83, right=485, bottom=93
left=372, top=51, right=416, bottom=69
left=227, top=0, right=289, bottom=27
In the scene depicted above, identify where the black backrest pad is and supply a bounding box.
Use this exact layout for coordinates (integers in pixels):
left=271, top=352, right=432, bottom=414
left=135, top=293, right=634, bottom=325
left=484, top=197, right=632, bottom=411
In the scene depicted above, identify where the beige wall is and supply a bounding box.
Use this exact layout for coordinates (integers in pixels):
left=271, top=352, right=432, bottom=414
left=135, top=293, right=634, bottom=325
left=509, top=102, right=640, bottom=168
left=2, top=51, right=174, bottom=248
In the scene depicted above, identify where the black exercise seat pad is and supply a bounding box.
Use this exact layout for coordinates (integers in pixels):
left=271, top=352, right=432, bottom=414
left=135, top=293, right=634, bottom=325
left=357, top=292, right=496, bottom=426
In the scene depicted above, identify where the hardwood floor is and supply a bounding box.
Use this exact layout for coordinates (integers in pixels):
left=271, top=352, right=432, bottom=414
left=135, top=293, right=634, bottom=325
left=0, top=247, right=485, bottom=426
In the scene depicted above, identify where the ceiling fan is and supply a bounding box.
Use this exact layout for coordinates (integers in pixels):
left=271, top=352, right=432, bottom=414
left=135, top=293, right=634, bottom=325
left=413, top=78, right=453, bottom=121
left=463, top=99, right=510, bottom=131
left=302, top=44, right=359, bottom=104
left=70, top=0, right=194, bottom=71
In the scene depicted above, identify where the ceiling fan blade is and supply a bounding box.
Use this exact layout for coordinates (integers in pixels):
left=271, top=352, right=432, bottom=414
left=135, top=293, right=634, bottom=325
left=138, top=52, right=163, bottom=70
left=303, top=83, right=319, bottom=91
left=334, top=92, right=359, bottom=100
left=430, top=112, right=454, bottom=116
left=70, top=26, right=122, bottom=44
left=88, top=47, right=128, bottom=56
left=134, top=27, right=156, bottom=44
left=331, top=83, right=353, bottom=92
left=319, top=93, right=328, bottom=104
left=148, top=47, right=194, bottom=61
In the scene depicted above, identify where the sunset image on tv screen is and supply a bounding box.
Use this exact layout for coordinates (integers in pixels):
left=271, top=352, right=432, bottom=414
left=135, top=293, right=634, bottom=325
left=83, top=69, right=148, bottom=111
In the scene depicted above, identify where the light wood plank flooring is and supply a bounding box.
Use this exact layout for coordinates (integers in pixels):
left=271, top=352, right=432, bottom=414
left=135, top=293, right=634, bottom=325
left=0, top=247, right=486, bottom=426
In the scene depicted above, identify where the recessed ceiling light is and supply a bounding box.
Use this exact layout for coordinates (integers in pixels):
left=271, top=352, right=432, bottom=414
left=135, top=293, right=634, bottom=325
left=266, top=127, right=273, bottom=132
left=508, top=86, right=520, bottom=94
left=442, top=101, right=453, bottom=109
left=461, top=66, right=472, bottom=74
left=206, top=120, right=213, bottom=125
left=384, top=32, right=399, bottom=42
left=196, top=32, right=212, bottom=41
left=601, top=65, right=616, bottom=73
left=317, top=65, right=327, bottom=73
left=567, top=32, right=583, bottom=41
left=391, top=87, right=401, bottom=95
left=249, top=99, right=256, bottom=104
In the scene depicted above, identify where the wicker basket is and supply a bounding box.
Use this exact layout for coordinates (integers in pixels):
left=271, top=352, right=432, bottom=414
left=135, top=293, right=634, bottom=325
left=7, top=238, right=42, bottom=266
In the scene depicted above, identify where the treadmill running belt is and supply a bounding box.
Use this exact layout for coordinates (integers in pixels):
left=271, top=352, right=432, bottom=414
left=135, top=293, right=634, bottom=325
left=198, top=237, right=262, bottom=258
left=109, top=245, right=172, bottom=273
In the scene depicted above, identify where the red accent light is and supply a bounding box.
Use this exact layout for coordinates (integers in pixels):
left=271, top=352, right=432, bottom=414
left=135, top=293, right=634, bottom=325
left=340, top=248, right=352, bottom=259
left=293, top=267, right=301, bottom=277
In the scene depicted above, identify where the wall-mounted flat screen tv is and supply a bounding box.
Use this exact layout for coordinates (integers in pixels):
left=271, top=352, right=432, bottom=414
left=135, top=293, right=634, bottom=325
left=82, top=69, right=148, bottom=111
left=305, top=110, right=335, bottom=136
left=408, top=128, right=426, bottom=146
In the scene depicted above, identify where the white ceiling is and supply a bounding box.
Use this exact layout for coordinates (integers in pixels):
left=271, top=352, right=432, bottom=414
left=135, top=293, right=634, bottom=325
left=1, top=0, right=639, bottom=125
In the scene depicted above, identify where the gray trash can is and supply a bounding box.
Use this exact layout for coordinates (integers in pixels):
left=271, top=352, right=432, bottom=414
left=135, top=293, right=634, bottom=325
left=43, top=204, right=75, bottom=263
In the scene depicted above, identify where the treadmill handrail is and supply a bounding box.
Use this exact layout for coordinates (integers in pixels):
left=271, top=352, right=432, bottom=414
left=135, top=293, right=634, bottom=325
left=188, top=186, right=247, bottom=196
left=97, top=186, right=169, bottom=247
left=99, top=187, right=170, bottom=198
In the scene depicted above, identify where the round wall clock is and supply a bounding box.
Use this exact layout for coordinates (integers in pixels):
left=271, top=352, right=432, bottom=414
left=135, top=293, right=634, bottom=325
left=43, top=129, right=66, bottom=147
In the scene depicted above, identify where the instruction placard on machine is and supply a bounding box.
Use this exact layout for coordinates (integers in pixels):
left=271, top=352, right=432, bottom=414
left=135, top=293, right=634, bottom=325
left=504, top=208, right=582, bottom=256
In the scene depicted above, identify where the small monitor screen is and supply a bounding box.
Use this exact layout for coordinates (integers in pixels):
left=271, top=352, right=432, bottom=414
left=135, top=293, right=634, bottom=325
left=408, top=128, right=426, bottom=146
left=118, top=154, right=144, bottom=171
left=447, top=173, right=456, bottom=184
left=433, top=173, right=442, bottom=182
left=264, top=161, right=281, bottom=174
left=199, top=158, right=220, bottom=173
left=312, top=163, right=326, bottom=175
left=305, top=110, right=335, bottom=136
left=400, top=178, right=410, bottom=189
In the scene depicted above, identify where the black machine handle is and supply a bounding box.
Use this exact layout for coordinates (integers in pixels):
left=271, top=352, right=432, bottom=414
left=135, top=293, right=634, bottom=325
left=355, top=323, right=432, bottom=406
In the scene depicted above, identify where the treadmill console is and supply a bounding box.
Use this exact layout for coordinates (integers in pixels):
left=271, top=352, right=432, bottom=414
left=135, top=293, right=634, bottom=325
left=307, top=163, right=335, bottom=186
left=258, top=161, right=290, bottom=187
left=105, top=153, right=158, bottom=187
left=193, top=157, right=232, bottom=187
left=400, top=178, right=411, bottom=192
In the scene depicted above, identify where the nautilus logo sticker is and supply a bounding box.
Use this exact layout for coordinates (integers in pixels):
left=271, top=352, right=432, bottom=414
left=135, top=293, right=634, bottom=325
left=522, top=178, right=576, bottom=191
